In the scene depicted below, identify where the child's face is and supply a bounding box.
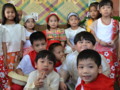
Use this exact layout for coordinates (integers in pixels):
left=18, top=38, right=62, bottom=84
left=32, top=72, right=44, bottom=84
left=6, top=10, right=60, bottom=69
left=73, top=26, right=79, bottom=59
left=77, top=59, right=101, bottom=84
left=24, top=18, right=35, bottom=30
left=68, top=16, right=79, bottom=27
left=5, top=7, right=15, bottom=20
left=32, top=39, right=46, bottom=53
left=75, top=39, right=94, bottom=52
left=89, top=6, right=99, bottom=19
left=99, top=5, right=112, bottom=17
left=48, top=15, right=59, bottom=29
left=35, top=57, right=54, bottom=74
left=53, top=46, right=64, bottom=61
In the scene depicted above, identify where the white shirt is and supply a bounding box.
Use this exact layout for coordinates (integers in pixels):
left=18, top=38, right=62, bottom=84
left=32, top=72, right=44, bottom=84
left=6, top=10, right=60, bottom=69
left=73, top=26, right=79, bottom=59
left=24, top=29, right=36, bottom=48
left=1, top=24, right=26, bottom=52
left=0, top=27, right=4, bottom=56
left=65, top=27, right=85, bottom=45
left=16, top=55, right=35, bottom=75
left=90, top=18, right=113, bottom=43
left=24, top=70, right=60, bottom=90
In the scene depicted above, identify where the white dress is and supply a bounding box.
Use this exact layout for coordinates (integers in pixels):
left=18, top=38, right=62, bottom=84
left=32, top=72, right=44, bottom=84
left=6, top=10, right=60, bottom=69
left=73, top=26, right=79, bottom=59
left=64, top=27, right=85, bottom=53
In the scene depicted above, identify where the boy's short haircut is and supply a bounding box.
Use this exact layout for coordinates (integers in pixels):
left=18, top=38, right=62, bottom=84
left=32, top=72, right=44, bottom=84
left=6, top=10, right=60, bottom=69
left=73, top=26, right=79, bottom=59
left=35, top=50, right=56, bottom=66
left=48, top=43, right=62, bottom=53
left=77, top=49, right=101, bottom=67
left=99, top=0, right=113, bottom=9
left=74, top=31, right=96, bottom=45
left=30, top=31, right=46, bottom=45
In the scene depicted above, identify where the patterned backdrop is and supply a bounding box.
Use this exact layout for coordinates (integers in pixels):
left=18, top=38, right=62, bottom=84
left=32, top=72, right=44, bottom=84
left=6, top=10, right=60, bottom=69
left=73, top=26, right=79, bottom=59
left=0, top=0, right=100, bottom=24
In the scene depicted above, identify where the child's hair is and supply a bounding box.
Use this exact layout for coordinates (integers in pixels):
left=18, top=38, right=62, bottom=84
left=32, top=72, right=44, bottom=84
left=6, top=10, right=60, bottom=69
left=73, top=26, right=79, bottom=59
left=48, top=43, right=62, bottom=53
left=30, top=31, right=46, bottom=45
left=74, top=31, right=96, bottom=45
left=99, top=0, right=113, bottom=9
left=35, top=50, right=56, bottom=66
left=23, top=15, right=35, bottom=29
left=89, top=2, right=101, bottom=19
left=2, top=3, right=19, bottom=25
left=67, top=12, right=79, bottom=28
left=77, top=49, right=101, bottom=67
left=46, top=13, right=59, bottom=30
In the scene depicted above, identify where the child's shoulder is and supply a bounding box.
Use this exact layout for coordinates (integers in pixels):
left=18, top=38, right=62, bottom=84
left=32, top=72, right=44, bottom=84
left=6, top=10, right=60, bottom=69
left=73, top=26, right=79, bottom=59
left=49, top=70, right=60, bottom=78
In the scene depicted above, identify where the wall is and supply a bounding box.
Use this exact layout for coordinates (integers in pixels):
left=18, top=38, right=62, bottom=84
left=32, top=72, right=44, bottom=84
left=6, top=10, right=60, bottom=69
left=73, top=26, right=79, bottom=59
left=0, top=0, right=100, bottom=25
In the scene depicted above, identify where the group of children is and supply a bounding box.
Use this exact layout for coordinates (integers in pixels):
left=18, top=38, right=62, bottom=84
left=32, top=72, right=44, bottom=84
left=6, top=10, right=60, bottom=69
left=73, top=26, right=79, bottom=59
left=0, top=0, right=119, bottom=90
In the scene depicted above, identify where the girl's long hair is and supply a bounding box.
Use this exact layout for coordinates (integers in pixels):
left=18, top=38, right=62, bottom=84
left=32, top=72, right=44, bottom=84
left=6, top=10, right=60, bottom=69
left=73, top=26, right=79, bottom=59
left=2, top=3, right=19, bottom=25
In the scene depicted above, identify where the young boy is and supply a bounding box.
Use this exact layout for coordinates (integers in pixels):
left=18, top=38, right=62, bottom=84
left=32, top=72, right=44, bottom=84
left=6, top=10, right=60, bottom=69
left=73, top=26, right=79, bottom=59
left=10, top=31, right=47, bottom=89
left=76, top=49, right=114, bottom=90
left=60, top=31, right=110, bottom=90
left=24, top=50, right=60, bottom=90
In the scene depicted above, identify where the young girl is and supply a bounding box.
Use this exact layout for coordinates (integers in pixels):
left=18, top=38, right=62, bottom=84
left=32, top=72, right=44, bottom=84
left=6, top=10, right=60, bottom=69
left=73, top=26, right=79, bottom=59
left=90, top=0, right=119, bottom=80
left=65, top=12, right=85, bottom=54
left=0, top=26, right=10, bottom=89
left=23, top=15, right=36, bottom=56
left=1, top=3, right=26, bottom=73
left=42, top=12, right=66, bottom=49
left=49, top=43, right=65, bottom=72
left=86, top=2, right=101, bottom=32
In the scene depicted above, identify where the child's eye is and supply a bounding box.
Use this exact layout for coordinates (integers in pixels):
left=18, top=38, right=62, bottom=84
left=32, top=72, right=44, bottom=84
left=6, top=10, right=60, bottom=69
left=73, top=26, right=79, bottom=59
left=36, top=44, right=39, bottom=47
left=49, top=61, right=53, bottom=64
left=89, top=66, right=93, bottom=68
left=78, top=66, right=83, bottom=69
left=40, top=61, right=44, bottom=63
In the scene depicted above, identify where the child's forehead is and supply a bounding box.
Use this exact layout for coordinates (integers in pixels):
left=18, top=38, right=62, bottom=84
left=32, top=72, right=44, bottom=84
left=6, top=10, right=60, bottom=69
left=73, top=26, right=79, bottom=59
left=33, top=39, right=46, bottom=43
left=38, top=57, right=52, bottom=62
left=78, top=58, right=96, bottom=65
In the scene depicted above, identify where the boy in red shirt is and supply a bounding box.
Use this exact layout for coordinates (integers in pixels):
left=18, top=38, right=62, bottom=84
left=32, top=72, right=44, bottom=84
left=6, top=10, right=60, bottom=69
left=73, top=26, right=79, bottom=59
left=76, top=49, right=114, bottom=90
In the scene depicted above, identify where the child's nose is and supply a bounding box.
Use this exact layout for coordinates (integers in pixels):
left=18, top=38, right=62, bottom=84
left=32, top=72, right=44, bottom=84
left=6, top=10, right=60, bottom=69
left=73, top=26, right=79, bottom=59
left=83, top=67, right=88, bottom=73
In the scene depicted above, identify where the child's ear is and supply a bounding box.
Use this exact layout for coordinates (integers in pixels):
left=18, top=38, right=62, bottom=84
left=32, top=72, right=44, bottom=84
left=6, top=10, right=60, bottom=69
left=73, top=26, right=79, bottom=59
left=98, top=65, right=102, bottom=73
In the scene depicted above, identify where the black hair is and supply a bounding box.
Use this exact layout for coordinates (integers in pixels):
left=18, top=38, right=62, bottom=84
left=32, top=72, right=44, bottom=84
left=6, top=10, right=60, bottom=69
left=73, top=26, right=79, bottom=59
left=49, top=43, right=62, bottom=53
left=35, top=50, right=56, bottom=66
left=30, top=31, right=46, bottom=45
left=2, top=3, right=19, bottom=25
left=77, top=49, right=101, bottom=67
left=67, top=12, right=80, bottom=28
left=74, top=31, right=96, bottom=45
left=89, top=2, right=101, bottom=19
left=47, top=15, right=59, bottom=30
left=99, top=0, right=113, bottom=9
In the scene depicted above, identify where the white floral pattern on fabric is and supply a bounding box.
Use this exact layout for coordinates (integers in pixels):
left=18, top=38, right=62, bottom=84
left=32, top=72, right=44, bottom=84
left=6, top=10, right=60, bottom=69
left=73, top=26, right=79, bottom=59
left=104, top=52, right=109, bottom=57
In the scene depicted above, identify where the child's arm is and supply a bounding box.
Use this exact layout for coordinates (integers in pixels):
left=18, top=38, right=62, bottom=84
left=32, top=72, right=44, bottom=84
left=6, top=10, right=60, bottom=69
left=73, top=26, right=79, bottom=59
left=66, top=39, right=75, bottom=51
left=91, top=30, right=108, bottom=46
left=18, top=41, right=24, bottom=58
left=61, top=41, right=65, bottom=47
left=24, top=71, right=46, bottom=89
left=15, top=55, right=29, bottom=76
left=2, top=42, right=7, bottom=68
left=15, top=68, right=24, bottom=75
left=107, top=32, right=119, bottom=46
left=26, top=36, right=29, bottom=40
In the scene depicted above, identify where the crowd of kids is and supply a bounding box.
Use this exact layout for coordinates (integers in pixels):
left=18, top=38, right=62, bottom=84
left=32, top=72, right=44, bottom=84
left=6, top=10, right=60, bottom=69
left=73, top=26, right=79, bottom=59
left=0, top=0, right=120, bottom=90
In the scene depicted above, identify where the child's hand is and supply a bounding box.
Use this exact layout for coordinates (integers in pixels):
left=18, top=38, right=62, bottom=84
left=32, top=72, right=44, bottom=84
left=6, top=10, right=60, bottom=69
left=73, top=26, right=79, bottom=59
left=71, top=46, right=76, bottom=52
left=34, top=72, right=46, bottom=88
left=60, top=82, right=67, bottom=90
left=99, top=40, right=108, bottom=46
left=61, top=56, right=65, bottom=63
left=107, top=41, right=114, bottom=47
